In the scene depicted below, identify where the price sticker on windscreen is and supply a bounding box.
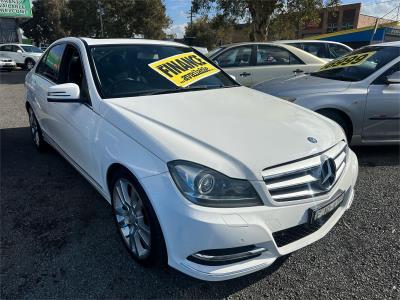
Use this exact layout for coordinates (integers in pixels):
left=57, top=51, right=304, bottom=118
left=319, top=51, right=376, bottom=71
left=148, top=52, right=220, bottom=87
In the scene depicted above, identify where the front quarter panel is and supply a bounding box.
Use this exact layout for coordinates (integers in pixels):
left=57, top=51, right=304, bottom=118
left=95, top=110, right=168, bottom=202
left=294, top=87, right=367, bottom=139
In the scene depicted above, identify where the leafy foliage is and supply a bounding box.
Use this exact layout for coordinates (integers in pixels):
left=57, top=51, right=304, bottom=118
left=191, top=0, right=340, bottom=42
left=21, top=0, right=170, bottom=44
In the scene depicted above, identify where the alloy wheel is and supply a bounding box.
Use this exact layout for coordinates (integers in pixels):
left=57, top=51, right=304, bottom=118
left=113, top=178, right=151, bottom=259
left=26, top=60, right=34, bottom=70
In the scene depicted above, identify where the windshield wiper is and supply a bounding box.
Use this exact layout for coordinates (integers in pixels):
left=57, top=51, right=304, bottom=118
left=310, top=72, right=357, bottom=82
left=141, top=84, right=232, bottom=96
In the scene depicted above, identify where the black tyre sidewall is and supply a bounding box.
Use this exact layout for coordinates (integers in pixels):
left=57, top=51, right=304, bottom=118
left=25, top=59, right=35, bottom=70
left=28, top=107, right=46, bottom=151
left=110, top=170, right=167, bottom=267
left=320, top=111, right=351, bottom=142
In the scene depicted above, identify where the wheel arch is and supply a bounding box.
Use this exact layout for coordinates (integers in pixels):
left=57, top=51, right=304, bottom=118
left=316, top=107, right=354, bottom=139
left=105, top=162, right=168, bottom=262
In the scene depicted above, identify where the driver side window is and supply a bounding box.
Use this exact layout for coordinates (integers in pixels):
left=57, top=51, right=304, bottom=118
left=214, top=46, right=253, bottom=68
left=59, top=45, right=90, bottom=103
left=373, top=62, right=400, bottom=85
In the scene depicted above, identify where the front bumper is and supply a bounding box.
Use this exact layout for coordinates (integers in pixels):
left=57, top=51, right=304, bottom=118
left=140, top=150, right=358, bottom=281
left=0, top=63, right=16, bottom=70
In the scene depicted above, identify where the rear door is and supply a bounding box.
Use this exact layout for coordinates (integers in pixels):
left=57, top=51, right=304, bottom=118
left=212, top=45, right=255, bottom=86
left=362, top=62, right=400, bottom=142
left=250, top=45, right=307, bottom=85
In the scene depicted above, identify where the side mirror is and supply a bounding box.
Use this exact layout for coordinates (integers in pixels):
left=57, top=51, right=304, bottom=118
left=385, top=71, right=400, bottom=85
left=16, top=49, right=23, bottom=53
left=229, top=74, right=237, bottom=81
left=47, top=83, right=81, bottom=103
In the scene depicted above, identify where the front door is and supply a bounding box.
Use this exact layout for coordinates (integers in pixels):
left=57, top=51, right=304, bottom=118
left=46, top=44, right=102, bottom=183
left=212, top=45, right=255, bottom=86
left=362, top=62, right=400, bottom=142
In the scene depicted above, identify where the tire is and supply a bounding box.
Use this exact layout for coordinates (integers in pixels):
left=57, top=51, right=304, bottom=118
left=110, top=169, right=167, bottom=267
left=28, top=107, right=47, bottom=151
left=319, top=110, right=351, bottom=142
left=24, top=59, right=35, bottom=70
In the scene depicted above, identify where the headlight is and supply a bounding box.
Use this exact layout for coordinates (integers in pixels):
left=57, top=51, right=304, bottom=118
left=280, top=96, right=296, bottom=102
left=168, top=160, right=263, bottom=208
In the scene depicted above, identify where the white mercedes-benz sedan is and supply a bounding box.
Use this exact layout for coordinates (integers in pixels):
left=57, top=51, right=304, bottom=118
left=25, top=37, right=358, bottom=281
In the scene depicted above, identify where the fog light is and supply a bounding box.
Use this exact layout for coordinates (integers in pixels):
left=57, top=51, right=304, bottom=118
left=188, top=245, right=267, bottom=266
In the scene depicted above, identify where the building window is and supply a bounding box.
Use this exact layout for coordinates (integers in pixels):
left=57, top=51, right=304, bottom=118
left=327, top=23, right=338, bottom=32
left=342, top=23, right=354, bottom=30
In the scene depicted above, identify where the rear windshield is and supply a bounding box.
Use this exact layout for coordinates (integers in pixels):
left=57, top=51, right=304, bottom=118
left=90, top=44, right=237, bottom=98
left=311, top=46, right=399, bottom=82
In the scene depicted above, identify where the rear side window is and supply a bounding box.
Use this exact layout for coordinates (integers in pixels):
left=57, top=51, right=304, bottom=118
left=214, top=46, right=253, bottom=67
left=256, top=45, right=303, bottom=65
left=36, top=44, right=66, bottom=82
left=302, top=43, right=328, bottom=58
left=328, top=44, right=351, bottom=59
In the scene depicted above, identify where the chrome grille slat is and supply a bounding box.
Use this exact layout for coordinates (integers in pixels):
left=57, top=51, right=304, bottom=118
left=263, top=141, right=348, bottom=202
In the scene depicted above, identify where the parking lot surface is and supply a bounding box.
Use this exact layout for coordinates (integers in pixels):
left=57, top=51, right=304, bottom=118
left=1, top=71, right=399, bottom=299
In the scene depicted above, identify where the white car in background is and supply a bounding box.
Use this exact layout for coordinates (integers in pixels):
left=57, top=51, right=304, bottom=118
left=25, top=37, right=358, bottom=281
left=276, top=40, right=353, bottom=62
left=207, top=42, right=326, bottom=86
left=0, top=55, right=16, bottom=71
left=253, top=42, right=400, bottom=145
left=0, top=44, right=43, bottom=70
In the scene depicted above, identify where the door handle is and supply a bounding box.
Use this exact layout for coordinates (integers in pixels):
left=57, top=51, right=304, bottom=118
left=240, top=72, right=251, bottom=77
left=293, top=69, right=304, bottom=73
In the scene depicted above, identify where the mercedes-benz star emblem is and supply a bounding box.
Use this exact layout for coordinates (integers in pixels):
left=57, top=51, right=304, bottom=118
left=319, top=157, right=336, bottom=190
left=307, top=137, right=318, bottom=144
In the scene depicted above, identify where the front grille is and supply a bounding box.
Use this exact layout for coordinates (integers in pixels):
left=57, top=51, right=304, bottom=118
left=0, top=59, right=12, bottom=62
left=262, top=141, right=348, bottom=202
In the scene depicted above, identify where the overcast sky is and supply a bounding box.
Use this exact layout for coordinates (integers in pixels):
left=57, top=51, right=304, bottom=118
left=164, top=0, right=400, bottom=38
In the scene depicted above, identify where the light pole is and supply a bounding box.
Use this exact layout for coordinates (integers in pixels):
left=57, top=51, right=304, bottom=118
left=97, top=1, right=105, bottom=38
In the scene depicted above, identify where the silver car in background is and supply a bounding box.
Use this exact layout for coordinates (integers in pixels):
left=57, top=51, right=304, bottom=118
left=253, top=41, right=400, bottom=145
left=275, top=40, right=353, bottom=62
left=207, top=42, right=325, bottom=86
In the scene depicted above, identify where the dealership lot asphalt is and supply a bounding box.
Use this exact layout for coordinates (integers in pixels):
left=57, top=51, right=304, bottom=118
left=1, top=71, right=399, bottom=299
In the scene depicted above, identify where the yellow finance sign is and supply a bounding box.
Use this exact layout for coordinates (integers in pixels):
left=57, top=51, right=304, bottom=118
left=319, top=51, right=376, bottom=71
left=148, top=52, right=220, bottom=87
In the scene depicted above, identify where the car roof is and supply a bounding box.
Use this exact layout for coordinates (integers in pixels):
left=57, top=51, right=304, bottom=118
left=217, top=42, right=281, bottom=48
left=79, top=37, right=188, bottom=48
left=276, top=39, right=346, bottom=45
left=370, top=41, right=400, bottom=47
left=0, top=43, right=36, bottom=46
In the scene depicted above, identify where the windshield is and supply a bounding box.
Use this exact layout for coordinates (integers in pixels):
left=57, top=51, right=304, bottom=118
left=90, top=45, right=238, bottom=98
left=20, top=45, right=43, bottom=53
left=311, top=46, right=399, bottom=82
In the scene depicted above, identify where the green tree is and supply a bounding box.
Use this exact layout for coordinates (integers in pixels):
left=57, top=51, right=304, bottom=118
left=20, top=0, right=68, bottom=45
left=184, top=15, right=234, bottom=48
left=192, top=0, right=340, bottom=42
left=64, top=0, right=170, bottom=39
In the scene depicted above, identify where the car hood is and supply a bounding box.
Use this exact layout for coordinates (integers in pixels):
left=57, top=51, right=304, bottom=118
left=253, top=74, right=351, bottom=98
left=102, top=87, right=344, bottom=180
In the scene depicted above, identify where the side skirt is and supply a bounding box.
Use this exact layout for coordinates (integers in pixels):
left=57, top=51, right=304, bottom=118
left=42, top=131, right=111, bottom=203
